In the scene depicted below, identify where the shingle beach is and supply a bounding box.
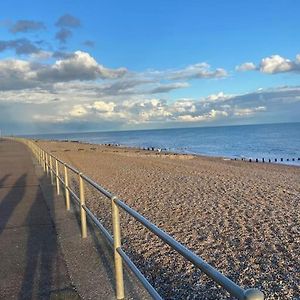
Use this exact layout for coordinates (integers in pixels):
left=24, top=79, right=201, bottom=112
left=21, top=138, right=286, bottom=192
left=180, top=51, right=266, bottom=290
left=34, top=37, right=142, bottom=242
left=37, top=140, right=300, bottom=300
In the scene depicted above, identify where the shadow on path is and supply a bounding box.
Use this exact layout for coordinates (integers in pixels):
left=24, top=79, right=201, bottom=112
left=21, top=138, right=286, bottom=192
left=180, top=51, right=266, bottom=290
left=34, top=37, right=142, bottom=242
left=18, top=173, right=76, bottom=300
left=0, top=174, right=26, bottom=235
left=0, top=174, right=10, bottom=188
left=68, top=177, right=144, bottom=299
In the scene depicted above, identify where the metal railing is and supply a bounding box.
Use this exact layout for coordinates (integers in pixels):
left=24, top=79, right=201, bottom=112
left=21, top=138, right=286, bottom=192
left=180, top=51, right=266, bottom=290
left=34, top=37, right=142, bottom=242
left=19, top=138, right=264, bottom=300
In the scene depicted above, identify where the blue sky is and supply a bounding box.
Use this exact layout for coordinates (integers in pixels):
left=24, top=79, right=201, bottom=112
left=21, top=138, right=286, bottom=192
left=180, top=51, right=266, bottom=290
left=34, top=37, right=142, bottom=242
left=0, top=0, right=299, bottom=134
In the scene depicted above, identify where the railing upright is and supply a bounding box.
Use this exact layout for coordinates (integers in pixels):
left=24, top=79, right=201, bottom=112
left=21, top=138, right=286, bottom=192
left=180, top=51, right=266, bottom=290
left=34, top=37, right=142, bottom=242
left=64, top=163, right=70, bottom=210
left=49, top=155, right=54, bottom=184
left=111, top=196, right=125, bottom=300
left=79, top=173, right=87, bottom=238
left=55, top=159, right=60, bottom=195
left=46, top=153, right=49, bottom=174
left=43, top=151, right=46, bottom=172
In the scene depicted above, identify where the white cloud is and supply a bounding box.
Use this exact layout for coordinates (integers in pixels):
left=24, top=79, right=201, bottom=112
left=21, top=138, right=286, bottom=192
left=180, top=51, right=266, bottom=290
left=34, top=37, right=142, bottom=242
left=30, top=51, right=53, bottom=61
left=0, top=59, right=36, bottom=90
left=92, top=101, right=115, bottom=112
left=172, top=100, right=196, bottom=113
left=260, top=55, right=294, bottom=74
left=148, top=82, right=189, bottom=93
left=37, top=51, right=127, bottom=82
left=69, top=104, right=88, bottom=117
left=169, top=63, right=227, bottom=80
left=233, top=106, right=266, bottom=116
left=33, top=114, right=68, bottom=123
left=201, top=92, right=231, bottom=103
left=0, top=51, right=128, bottom=92
left=237, top=53, right=300, bottom=74
left=178, top=109, right=228, bottom=122
left=236, top=62, right=256, bottom=72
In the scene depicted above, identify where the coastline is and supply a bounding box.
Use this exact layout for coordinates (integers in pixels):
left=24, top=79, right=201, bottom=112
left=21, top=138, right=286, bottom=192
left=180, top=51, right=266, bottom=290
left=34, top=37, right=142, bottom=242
left=25, top=122, right=300, bottom=168
left=36, top=138, right=300, bottom=167
left=37, top=139, right=300, bottom=299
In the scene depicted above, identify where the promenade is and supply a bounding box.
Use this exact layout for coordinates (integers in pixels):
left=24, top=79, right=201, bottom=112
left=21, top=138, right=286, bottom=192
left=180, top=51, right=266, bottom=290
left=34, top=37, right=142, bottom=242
left=0, top=139, right=150, bottom=300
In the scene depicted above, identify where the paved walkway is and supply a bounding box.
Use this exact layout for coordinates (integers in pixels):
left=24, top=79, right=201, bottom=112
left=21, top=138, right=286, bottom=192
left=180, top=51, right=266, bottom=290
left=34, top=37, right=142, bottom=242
left=0, top=139, right=150, bottom=300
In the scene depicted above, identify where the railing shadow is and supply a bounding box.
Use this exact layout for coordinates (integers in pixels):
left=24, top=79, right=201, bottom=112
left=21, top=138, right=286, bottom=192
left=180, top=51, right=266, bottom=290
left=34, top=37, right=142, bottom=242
left=67, top=177, right=144, bottom=299
left=69, top=177, right=116, bottom=288
left=18, top=169, right=77, bottom=299
left=0, top=174, right=26, bottom=235
left=18, top=172, right=56, bottom=299
left=0, top=174, right=10, bottom=188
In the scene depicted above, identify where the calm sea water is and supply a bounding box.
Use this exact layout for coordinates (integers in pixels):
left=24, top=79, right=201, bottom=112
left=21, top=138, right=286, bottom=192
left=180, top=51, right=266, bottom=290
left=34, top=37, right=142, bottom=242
left=25, top=122, right=300, bottom=165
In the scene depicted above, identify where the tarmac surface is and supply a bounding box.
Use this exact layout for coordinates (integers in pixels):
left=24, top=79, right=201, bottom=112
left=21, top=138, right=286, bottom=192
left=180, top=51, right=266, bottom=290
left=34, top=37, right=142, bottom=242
left=0, top=139, right=151, bottom=300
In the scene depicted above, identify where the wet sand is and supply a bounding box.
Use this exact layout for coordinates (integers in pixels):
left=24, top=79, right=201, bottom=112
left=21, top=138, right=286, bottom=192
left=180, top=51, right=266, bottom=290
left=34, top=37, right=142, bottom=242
left=37, top=140, right=300, bottom=300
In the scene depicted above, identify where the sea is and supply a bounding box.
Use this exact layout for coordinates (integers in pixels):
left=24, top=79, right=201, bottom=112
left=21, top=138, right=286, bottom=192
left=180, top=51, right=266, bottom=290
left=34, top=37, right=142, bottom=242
left=24, top=122, right=300, bottom=166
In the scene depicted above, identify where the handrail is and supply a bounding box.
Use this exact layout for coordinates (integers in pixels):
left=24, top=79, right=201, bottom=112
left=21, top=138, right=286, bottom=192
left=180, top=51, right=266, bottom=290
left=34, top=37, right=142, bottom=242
left=15, top=137, right=264, bottom=300
left=115, top=198, right=245, bottom=299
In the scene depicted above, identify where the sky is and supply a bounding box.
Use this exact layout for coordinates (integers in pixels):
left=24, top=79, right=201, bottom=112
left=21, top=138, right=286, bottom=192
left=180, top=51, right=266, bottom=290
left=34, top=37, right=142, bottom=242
left=0, top=0, right=299, bottom=134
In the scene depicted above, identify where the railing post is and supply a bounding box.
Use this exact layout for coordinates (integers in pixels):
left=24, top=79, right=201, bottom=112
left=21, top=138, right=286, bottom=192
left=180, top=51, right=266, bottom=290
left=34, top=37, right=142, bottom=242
left=64, top=164, right=70, bottom=210
left=42, top=151, right=46, bottom=172
left=79, top=173, right=87, bottom=238
left=38, top=148, right=40, bottom=164
left=49, top=155, right=54, bottom=184
left=55, top=159, right=60, bottom=195
left=244, top=289, right=264, bottom=300
left=46, top=153, right=49, bottom=174
left=111, top=196, right=125, bottom=299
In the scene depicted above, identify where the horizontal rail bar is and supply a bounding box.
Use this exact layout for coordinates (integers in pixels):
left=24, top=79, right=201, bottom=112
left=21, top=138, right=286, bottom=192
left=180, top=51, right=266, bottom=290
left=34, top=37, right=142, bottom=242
left=115, top=198, right=246, bottom=299
left=67, top=186, right=81, bottom=206
left=46, top=152, right=79, bottom=175
left=80, top=173, right=113, bottom=199
left=116, top=247, right=163, bottom=300
left=83, top=205, right=114, bottom=245
left=65, top=163, right=80, bottom=175
left=57, top=175, right=64, bottom=184
left=82, top=202, right=161, bottom=299
left=50, top=154, right=64, bottom=165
